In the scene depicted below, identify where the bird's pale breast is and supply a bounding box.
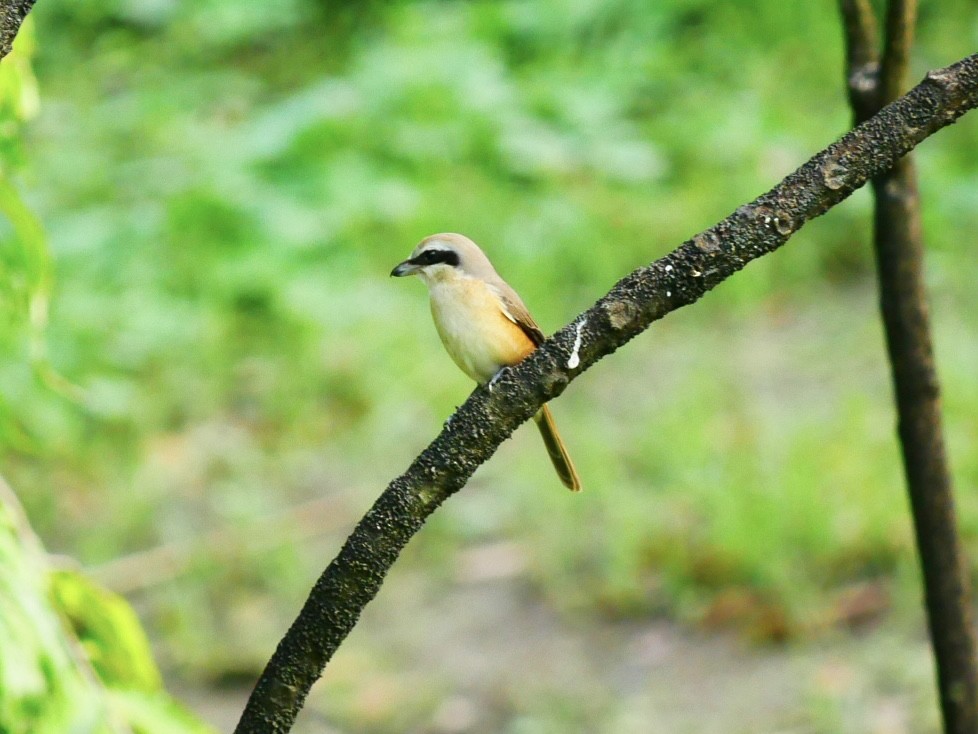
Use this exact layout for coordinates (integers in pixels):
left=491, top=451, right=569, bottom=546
left=428, top=276, right=536, bottom=384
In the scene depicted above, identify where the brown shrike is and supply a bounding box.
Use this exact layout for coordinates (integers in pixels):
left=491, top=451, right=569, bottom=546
left=391, top=233, right=582, bottom=491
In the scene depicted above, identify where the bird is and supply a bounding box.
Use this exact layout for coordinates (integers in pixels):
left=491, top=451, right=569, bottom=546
left=391, top=232, right=581, bottom=491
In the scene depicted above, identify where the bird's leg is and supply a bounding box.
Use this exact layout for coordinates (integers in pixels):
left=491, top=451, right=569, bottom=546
left=488, top=366, right=512, bottom=392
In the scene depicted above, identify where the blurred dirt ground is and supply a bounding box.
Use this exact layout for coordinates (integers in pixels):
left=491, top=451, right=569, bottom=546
left=173, top=566, right=943, bottom=734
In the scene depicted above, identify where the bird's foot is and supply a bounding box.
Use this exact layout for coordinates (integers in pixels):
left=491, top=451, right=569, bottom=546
left=488, top=367, right=512, bottom=392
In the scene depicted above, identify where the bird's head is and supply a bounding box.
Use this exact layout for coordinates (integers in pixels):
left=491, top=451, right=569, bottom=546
left=390, top=233, right=496, bottom=284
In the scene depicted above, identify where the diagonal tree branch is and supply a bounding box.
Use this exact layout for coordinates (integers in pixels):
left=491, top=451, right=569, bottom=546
left=840, top=4, right=978, bottom=733
left=235, top=53, right=978, bottom=734
left=0, top=0, right=36, bottom=61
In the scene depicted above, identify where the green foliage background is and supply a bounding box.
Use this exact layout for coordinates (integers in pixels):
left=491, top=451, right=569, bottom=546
left=2, top=0, right=978, bottom=730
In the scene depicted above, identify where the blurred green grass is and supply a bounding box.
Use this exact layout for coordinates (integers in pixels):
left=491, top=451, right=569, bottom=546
left=3, top=0, right=978, bottom=700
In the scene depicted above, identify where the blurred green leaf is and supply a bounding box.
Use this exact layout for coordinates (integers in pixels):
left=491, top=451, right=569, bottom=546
left=49, top=570, right=163, bottom=692
left=0, top=19, right=38, bottom=169
left=1, top=483, right=215, bottom=733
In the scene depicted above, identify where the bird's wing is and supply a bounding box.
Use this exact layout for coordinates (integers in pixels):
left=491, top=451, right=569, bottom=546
left=491, top=282, right=546, bottom=347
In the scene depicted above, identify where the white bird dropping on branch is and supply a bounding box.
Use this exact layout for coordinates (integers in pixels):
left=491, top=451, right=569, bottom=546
left=567, top=317, right=586, bottom=369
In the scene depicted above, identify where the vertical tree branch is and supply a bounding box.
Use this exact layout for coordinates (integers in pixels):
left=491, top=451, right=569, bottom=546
left=839, top=0, right=881, bottom=121
left=0, top=0, right=36, bottom=61
left=839, top=3, right=978, bottom=733
left=880, top=0, right=918, bottom=104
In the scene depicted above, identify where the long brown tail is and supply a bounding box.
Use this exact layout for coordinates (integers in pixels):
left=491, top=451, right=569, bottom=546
left=533, top=404, right=582, bottom=491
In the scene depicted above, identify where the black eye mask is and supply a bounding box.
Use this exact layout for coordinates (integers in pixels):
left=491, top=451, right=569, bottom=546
left=411, top=249, right=460, bottom=267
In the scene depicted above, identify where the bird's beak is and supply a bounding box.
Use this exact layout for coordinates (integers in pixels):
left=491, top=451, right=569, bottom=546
left=390, top=259, right=420, bottom=277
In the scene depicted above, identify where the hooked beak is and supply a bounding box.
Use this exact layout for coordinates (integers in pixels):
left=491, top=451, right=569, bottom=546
left=390, top=259, right=420, bottom=277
